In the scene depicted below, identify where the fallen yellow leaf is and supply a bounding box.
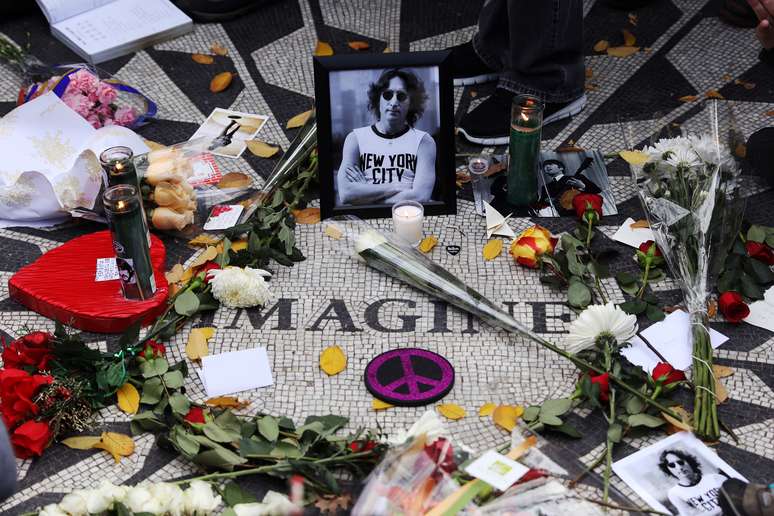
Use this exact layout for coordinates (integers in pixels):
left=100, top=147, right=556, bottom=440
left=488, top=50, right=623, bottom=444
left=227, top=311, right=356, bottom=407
left=492, top=405, right=524, bottom=432
left=705, top=89, right=724, bottom=99
left=206, top=396, right=250, bottom=409
left=324, top=224, right=343, bottom=240
left=607, top=46, right=640, bottom=57
left=383, top=47, right=393, bottom=53
left=231, top=240, right=248, bottom=252
left=292, top=207, right=321, bottom=224
left=678, top=95, right=699, bottom=102
left=94, top=432, right=135, bottom=463
left=372, top=398, right=394, bottom=410
left=186, top=327, right=215, bottom=361
left=210, top=71, right=235, bottom=93
left=210, top=42, right=228, bottom=56
left=320, top=345, right=347, bottom=376
left=190, top=246, right=218, bottom=268
left=482, top=239, right=503, bottom=261
left=287, top=109, right=313, bottom=129
left=715, top=377, right=729, bottom=404
left=713, top=365, right=734, bottom=378
left=418, top=236, right=438, bottom=253
left=217, top=172, right=253, bottom=189
left=766, top=110, right=774, bottom=117
left=189, top=234, right=221, bottom=247
left=192, top=53, right=214, bottom=64
left=662, top=406, right=693, bottom=433
left=348, top=41, right=370, bottom=51
left=478, top=402, right=496, bottom=417
left=437, top=403, right=466, bottom=420
left=622, top=29, right=637, bottom=47
left=246, top=140, right=280, bottom=158
left=619, top=150, right=648, bottom=165
left=180, top=267, right=194, bottom=284
left=61, top=436, right=102, bottom=450
left=314, top=41, right=334, bottom=56
left=629, top=219, right=650, bottom=229
left=593, top=40, right=609, bottom=52
left=165, top=263, right=184, bottom=284
left=116, top=383, right=140, bottom=414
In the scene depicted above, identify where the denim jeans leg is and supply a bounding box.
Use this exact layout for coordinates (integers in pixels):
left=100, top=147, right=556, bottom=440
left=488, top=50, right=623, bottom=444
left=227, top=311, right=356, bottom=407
left=473, top=0, right=584, bottom=103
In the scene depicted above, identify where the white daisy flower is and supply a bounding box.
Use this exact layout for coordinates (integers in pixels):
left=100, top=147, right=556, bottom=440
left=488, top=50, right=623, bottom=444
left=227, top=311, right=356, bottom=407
left=565, top=303, right=638, bottom=354
left=666, top=147, right=701, bottom=169
left=209, top=266, right=273, bottom=308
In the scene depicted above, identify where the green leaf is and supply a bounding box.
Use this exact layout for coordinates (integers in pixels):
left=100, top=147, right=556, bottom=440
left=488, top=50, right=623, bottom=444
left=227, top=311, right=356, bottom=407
left=766, top=235, right=774, bottom=249
left=522, top=406, right=540, bottom=422
left=717, top=270, right=739, bottom=293
left=140, top=377, right=164, bottom=404
left=647, top=268, right=665, bottom=282
left=566, top=247, right=587, bottom=277
left=102, top=361, right=126, bottom=389
left=270, top=441, right=302, bottom=459
left=747, top=225, right=767, bottom=243
left=257, top=416, right=280, bottom=442
left=541, top=398, right=573, bottom=417
left=239, top=437, right=273, bottom=457
left=114, top=502, right=132, bottom=516
left=628, top=413, right=665, bottom=428
left=193, top=448, right=247, bottom=471
left=169, top=393, right=190, bottom=416
left=740, top=272, right=765, bottom=300
left=625, top=395, right=645, bottom=415
left=646, top=304, right=665, bottom=322
left=162, top=370, right=184, bottom=389
left=745, top=258, right=774, bottom=284
left=130, top=412, right=167, bottom=435
left=619, top=299, right=647, bottom=315
left=223, top=509, right=238, bottom=516
left=175, top=289, right=201, bottom=317
left=171, top=426, right=200, bottom=456
left=561, top=233, right=583, bottom=250
left=203, top=422, right=239, bottom=443
left=588, top=260, right=609, bottom=279
left=215, top=411, right=243, bottom=435
left=607, top=423, right=623, bottom=443
left=553, top=423, right=582, bottom=439
left=567, top=282, right=592, bottom=308
left=217, top=238, right=232, bottom=268
left=278, top=417, right=296, bottom=431
left=271, top=190, right=284, bottom=208
left=539, top=413, right=563, bottom=426
left=616, top=272, right=638, bottom=286
left=223, top=481, right=258, bottom=507
left=118, top=322, right=141, bottom=348
left=140, top=358, right=169, bottom=378
left=304, top=415, right=348, bottom=433
left=619, top=281, right=641, bottom=296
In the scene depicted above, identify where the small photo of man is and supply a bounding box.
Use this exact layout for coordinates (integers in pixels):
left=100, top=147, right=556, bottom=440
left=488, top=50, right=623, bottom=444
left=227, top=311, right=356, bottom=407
left=189, top=108, right=268, bottom=158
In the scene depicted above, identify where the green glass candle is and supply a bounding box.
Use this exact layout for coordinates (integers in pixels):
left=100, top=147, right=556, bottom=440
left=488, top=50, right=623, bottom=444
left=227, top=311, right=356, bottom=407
left=100, top=146, right=140, bottom=189
left=103, top=185, right=156, bottom=301
left=507, top=95, right=543, bottom=207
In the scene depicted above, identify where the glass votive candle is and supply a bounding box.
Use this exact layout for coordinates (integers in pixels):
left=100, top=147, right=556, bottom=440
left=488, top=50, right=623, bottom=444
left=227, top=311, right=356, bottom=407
left=103, top=185, right=156, bottom=301
left=100, top=146, right=139, bottom=189
left=507, top=94, right=543, bottom=207
left=392, top=200, right=424, bottom=246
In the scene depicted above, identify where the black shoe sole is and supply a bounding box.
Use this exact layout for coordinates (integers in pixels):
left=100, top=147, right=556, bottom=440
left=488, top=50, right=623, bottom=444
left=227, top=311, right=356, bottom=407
left=182, top=1, right=269, bottom=22
left=453, top=73, right=500, bottom=87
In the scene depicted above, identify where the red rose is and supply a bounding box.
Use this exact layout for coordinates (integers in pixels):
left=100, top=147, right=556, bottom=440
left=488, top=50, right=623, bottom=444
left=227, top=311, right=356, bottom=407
left=0, top=368, right=53, bottom=428
left=424, top=438, right=457, bottom=478
left=651, top=362, right=686, bottom=385
left=202, top=262, right=221, bottom=284
left=718, top=291, right=750, bottom=323
left=349, top=440, right=376, bottom=452
left=746, top=242, right=774, bottom=265
left=590, top=372, right=610, bottom=402
left=143, top=339, right=165, bottom=359
left=572, top=193, right=603, bottom=221
left=184, top=406, right=206, bottom=424
left=2, top=331, right=54, bottom=371
left=10, top=420, right=52, bottom=458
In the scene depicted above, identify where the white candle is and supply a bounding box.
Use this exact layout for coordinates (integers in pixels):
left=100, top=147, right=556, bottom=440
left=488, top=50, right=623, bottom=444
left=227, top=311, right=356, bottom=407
left=392, top=201, right=424, bottom=246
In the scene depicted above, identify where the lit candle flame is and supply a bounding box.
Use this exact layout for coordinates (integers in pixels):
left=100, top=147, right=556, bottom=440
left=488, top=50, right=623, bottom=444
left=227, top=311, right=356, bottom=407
left=520, top=112, right=529, bottom=122
left=117, top=200, right=126, bottom=210
left=115, top=161, right=123, bottom=171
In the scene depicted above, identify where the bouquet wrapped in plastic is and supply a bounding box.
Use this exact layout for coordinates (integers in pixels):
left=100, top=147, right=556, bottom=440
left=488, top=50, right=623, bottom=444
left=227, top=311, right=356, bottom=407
left=620, top=100, right=745, bottom=440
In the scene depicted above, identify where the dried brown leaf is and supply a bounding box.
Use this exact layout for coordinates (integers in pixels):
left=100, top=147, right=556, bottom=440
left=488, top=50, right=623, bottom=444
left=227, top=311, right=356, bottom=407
left=734, top=143, right=747, bottom=159
left=629, top=219, right=650, bottom=229
left=190, top=246, right=218, bottom=268
left=192, top=53, right=214, bottom=64
left=766, top=110, right=774, bottom=117
left=705, top=89, right=724, bottom=99
left=607, top=46, right=640, bottom=57
left=347, top=41, right=370, bottom=51
left=206, top=396, right=250, bottom=409
left=94, top=432, right=135, bottom=463
left=188, top=234, right=221, bottom=247
left=314, top=41, right=334, bottom=56
left=217, top=172, right=252, bottom=189
left=418, top=236, right=438, bottom=253
left=662, top=406, right=693, bottom=434
left=585, top=68, right=593, bottom=78
left=713, top=365, right=735, bottom=378
left=470, top=90, right=478, bottom=98
left=593, top=40, right=609, bottom=52
left=286, top=109, right=313, bottom=129
left=62, top=436, right=102, bottom=450
left=622, top=29, right=637, bottom=47
left=165, top=263, right=184, bottom=284
left=715, top=377, right=729, bottom=404
left=186, top=327, right=214, bottom=361
left=210, top=42, right=228, bottom=56
left=678, top=95, right=699, bottom=102
left=292, top=207, right=321, bottom=224
left=210, top=71, right=234, bottom=93
left=724, top=74, right=734, bottom=82
left=246, top=140, right=280, bottom=158
left=707, top=298, right=718, bottom=319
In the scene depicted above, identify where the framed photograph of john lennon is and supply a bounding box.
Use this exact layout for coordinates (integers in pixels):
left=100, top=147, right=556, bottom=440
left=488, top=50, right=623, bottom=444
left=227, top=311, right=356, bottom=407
left=314, top=51, right=456, bottom=219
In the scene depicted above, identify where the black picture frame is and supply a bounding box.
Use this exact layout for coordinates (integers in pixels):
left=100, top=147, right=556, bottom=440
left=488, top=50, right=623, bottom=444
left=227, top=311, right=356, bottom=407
left=313, top=50, right=456, bottom=220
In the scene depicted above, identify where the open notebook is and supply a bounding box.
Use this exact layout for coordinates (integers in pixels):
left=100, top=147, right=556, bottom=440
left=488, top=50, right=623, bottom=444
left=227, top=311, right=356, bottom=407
left=36, top=0, right=192, bottom=64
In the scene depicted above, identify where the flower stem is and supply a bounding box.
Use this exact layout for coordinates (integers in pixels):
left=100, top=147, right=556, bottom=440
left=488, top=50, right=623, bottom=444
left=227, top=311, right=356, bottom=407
left=636, top=260, right=651, bottom=299
left=585, top=217, right=593, bottom=248
left=603, top=388, right=616, bottom=503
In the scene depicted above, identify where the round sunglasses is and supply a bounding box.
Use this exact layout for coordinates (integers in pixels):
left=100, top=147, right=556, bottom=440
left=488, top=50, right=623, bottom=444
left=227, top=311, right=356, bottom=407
left=382, top=90, right=408, bottom=102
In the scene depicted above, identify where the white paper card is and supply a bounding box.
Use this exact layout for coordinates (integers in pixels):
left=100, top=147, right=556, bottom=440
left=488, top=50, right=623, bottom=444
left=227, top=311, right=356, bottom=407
left=465, top=450, right=529, bottom=491
left=484, top=202, right=515, bottom=239
left=612, top=217, right=656, bottom=248
left=189, top=108, right=268, bottom=159
left=201, top=348, right=273, bottom=397
left=743, top=286, right=774, bottom=332
left=203, top=205, right=244, bottom=231
left=621, top=310, right=728, bottom=373
left=95, top=257, right=119, bottom=281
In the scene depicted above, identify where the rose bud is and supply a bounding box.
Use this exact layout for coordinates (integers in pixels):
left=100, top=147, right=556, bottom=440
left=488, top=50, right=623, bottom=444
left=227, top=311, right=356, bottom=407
left=652, top=362, right=686, bottom=385
left=745, top=241, right=774, bottom=265
left=201, top=262, right=221, bottom=284
left=590, top=372, right=610, bottom=402
left=718, top=291, right=750, bottom=323
left=150, top=207, right=194, bottom=231
left=636, top=240, right=665, bottom=268
left=144, top=159, right=189, bottom=185
left=152, top=182, right=190, bottom=210
left=572, top=193, right=604, bottom=222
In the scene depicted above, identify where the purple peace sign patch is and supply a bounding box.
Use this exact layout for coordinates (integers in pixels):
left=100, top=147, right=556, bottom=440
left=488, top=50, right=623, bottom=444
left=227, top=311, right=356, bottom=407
left=364, top=348, right=454, bottom=406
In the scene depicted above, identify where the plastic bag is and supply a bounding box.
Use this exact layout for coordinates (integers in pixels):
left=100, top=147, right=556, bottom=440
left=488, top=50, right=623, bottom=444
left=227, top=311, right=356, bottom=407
left=18, top=62, right=156, bottom=130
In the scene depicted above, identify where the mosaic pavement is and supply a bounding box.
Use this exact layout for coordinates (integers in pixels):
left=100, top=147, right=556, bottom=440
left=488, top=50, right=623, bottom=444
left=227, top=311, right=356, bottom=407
left=1, top=0, right=773, bottom=513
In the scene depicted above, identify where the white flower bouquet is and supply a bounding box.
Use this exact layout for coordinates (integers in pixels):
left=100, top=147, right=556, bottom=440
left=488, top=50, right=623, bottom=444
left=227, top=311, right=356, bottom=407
left=621, top=101, right=746, bottom=440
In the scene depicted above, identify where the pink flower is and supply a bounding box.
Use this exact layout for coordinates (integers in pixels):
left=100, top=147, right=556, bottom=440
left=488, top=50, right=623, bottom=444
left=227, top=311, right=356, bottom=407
left=102, top=118, right=115, bottom=126
left=68, top=69, right=99, bottom=93
left=97, top=103, right=114, bottom=119
left=62, top=92, right=94, bottom=119
left=96, top=82, right=117, bottom=105
left=86, top=113, right=102, bottom=129
left=114, top=106, right=137, bottom=127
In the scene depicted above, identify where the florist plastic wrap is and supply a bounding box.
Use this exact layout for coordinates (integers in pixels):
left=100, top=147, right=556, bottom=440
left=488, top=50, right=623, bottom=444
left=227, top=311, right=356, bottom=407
left=620, top=100, right=745, bottom=440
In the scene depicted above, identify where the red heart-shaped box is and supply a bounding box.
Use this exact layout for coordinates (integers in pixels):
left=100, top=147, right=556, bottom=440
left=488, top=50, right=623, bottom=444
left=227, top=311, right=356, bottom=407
left=8, top=230, right=169, bottom=333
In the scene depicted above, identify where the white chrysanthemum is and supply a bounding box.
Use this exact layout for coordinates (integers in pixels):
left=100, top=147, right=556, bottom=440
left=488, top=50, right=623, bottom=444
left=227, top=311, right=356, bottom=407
left=565, top=303, right=638, bottom=354
left=234, top=492, right=297, bottom=516
left=124, top=485, right=163, bottom=515
left=57, top=492, right=89, bottom=516
left=39, top=504, right=69, bottom=516
left=665, top=146, right=701, bottom=169
left=148, top=482, right=185, bottom=515
left=209, top=267, right=272, bottom=308
left=688, top=134, right=720, bottom=164
left=182, top=480, right=222, bottom=514
left=645, top=136, right=690, bottom=162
